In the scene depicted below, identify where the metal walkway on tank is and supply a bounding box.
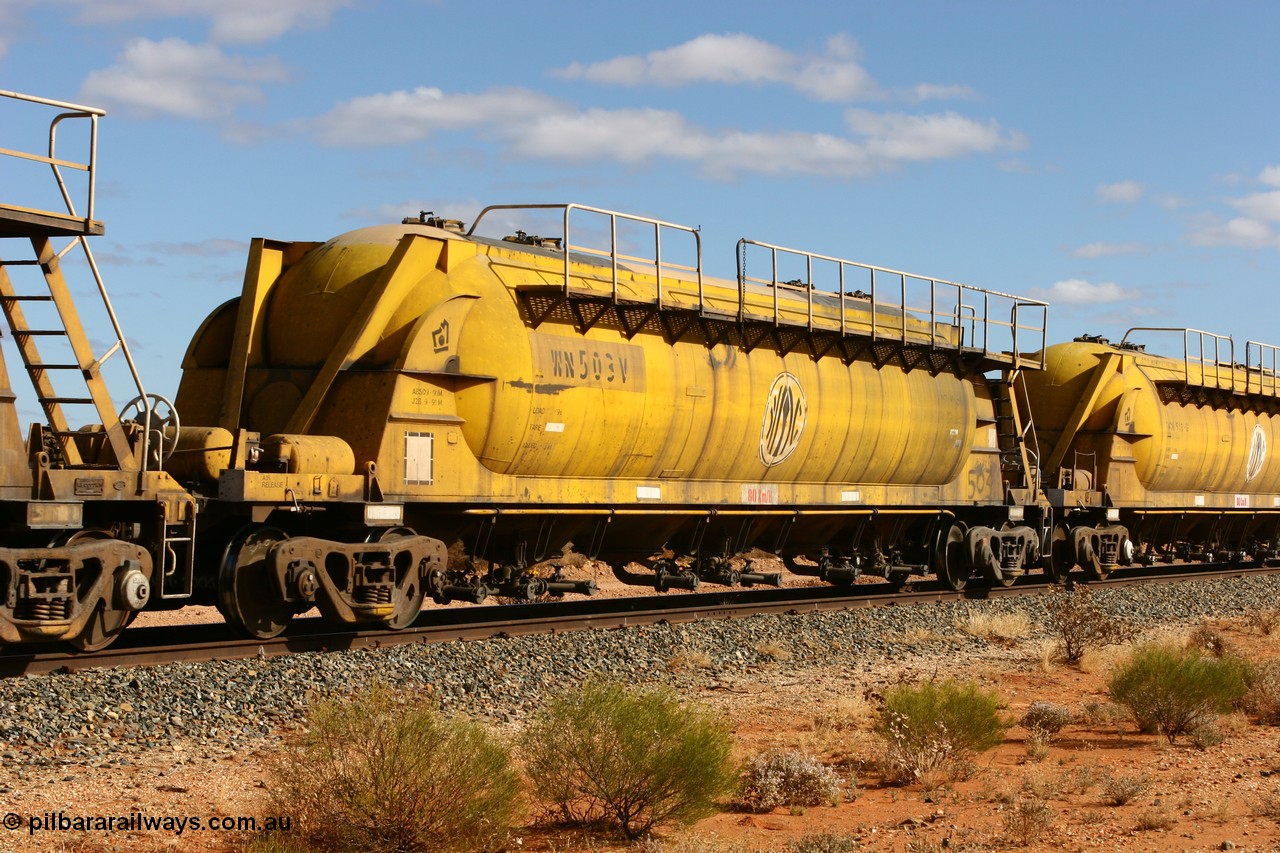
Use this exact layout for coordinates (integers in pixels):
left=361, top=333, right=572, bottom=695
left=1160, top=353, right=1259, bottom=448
left=470, top=202, right=1049, bottom=376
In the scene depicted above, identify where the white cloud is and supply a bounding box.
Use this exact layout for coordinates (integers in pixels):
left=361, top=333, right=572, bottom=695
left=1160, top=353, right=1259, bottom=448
left=1032, top=279, right=1133, bottom=305
left=1097, top=180, right=1145, bottom=204
left=1232, top=190, right=1280, bottom=223
left=52, top=0, right=352, bottom=44
left=1185, top=166, right=1280, bottom=250
left=1071, top=241, right=1152, bottom=259
left=845, top=109, right=1019, bottom=161
left=907, top=83, right=977, bottom=103
left=553, top=33, right=879, bottom=102
left=309, top=87, right=1023, bottom=179
left=312, top=86, right=562, bottom=146
left=80, top=38, right=289, bottom=119
left=1188, top=217, right=1279, bottom=250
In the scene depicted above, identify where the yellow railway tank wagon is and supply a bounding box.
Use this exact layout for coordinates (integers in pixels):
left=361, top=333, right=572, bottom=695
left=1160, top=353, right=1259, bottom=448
left=1022, top=329, right=1280, bottom=577
left=177, top=204, right=1050, bottom=600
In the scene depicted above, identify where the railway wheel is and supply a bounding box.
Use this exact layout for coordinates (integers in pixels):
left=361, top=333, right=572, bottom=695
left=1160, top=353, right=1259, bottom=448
left=218, top=525, right=293, bottom=639
left=61, top=530, right=137, bottom=653
left=934, top=522, right=970, bottom=591
left=71, top=601, right=138, bottom=653
left=367, top=527, right=426, bottom=630
left=1044, top=525, right=1073, bottom=584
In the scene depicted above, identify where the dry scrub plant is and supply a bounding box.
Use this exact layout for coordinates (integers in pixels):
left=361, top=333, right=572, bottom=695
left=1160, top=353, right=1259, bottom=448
left=1047, top=585, right=1132, bottom=664
left=524, top=681, right=736, bottom=839
left=1243, top=660, right=1280, bottom=724
left=264, top=683, right=520, bottom=853
left=740, top=749, right=843, bottom=812
left=875, top=679, right=1008, bottom=785
left=1002, top=796, right=1055, bottom=846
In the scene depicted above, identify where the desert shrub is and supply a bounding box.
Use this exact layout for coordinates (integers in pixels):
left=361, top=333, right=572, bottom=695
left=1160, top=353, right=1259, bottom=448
left=740, top=749, right=842, bottom=812
left=1002, top=796, right=1054, bottom=845
left=1048, top=586, right=1132, bottom=664
left=264, top=682, right=520, bottom=853
left=1102, top=773, right=1149, bottom=806
left=1191, top=720, right=1226, bottom=749
left=1188, top=622, right=1233, bottom=657
left=1020, top=701, right=1073, bottom=741
left=1246, top=606, right=1280, bottom=636
left=1134, top=807, right=1175, bottom=831
left=876, top=679, right=1008, bottom=784
left=1077, top=700, right=1126, bottom=728
left=1108, top=644, right=1251, bottom=743
left=1251, top=789, right=1280, bottom=820
left=524, top=681, right=735, bottom=839
left=1243, top=660, right=1280, bottom=724
left=785, top=832, right=858, bottom=853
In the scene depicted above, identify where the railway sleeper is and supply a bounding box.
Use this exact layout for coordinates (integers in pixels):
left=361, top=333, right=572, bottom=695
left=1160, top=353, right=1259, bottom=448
left=0, top=540, right=151, bottom=645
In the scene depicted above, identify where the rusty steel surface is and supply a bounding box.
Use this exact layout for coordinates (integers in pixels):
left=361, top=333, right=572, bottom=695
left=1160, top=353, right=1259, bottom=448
left=3, top=561, right=1273, bottom=678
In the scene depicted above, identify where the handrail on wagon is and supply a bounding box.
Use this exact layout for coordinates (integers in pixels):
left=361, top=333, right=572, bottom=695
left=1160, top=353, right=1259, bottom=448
left=1119, top=327, right=1280, bottom=398
left=1246, top=340, right=1280, bottom=397
left=468, top=203, right=705, bottom=310
left=1121, top=327, right=1235, bottom=390
left=736, top=238, right=1049, bottom=369
left=0, top=89, right=105, bottom=227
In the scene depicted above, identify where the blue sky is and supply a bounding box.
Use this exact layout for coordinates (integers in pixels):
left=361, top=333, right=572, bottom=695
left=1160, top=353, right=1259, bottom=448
left=1, top=1, right=1278, bottom=422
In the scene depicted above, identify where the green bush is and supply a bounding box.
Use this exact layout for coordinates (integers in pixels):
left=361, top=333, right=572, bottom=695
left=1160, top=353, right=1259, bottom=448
left=524, top=681, right=736, bottom=839
left=264, top=683, right=520, bottom=853
left=876, top=679, right=1008, bottom=784
left=1108, top=643, right=1251, bottom=743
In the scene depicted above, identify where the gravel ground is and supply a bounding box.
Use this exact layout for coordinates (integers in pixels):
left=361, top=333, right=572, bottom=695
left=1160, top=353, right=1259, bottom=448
left=2, top=574, right=1279, bottom=780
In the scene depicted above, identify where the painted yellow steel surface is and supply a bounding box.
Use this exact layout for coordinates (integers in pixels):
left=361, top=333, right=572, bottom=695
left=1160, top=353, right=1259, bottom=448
left=260, top=434, right=356, bottom=475
left=164, top=426, right=234, bottom=483
left=1028, top=339, right=1280, bottom=499
left=179, top=223, right=1002, bottom=508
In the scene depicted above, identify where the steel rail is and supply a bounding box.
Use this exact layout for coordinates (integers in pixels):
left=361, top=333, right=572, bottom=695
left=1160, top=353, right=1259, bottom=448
left=1, top=561, right=1275, bottom=677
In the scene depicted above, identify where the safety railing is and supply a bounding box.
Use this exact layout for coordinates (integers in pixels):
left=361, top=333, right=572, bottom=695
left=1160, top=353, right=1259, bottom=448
left=1120, top=327, right=1280, bottom=398
left=468, top=203, right=704, bottom=309
left=0, top=89, right=103, bottom=228
left=1246, top=340, right=1280, bottom=396
left=737, top=238, right=1048, bottom=366
left=1121, top=327, right=1233, bottom=390
left=468, top=202, right=1049, bottom=367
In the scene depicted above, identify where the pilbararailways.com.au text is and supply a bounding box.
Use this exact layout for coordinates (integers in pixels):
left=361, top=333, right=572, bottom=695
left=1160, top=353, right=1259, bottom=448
left=7, top=811, right=292, bottom=836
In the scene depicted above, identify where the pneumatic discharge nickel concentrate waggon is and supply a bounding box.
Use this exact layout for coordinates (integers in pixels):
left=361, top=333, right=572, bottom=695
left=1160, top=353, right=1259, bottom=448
left=1, top=89, right=1279, bottom=652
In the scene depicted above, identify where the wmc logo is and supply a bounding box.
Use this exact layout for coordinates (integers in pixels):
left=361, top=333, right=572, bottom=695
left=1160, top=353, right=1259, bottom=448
left=1246, top=423, right=1268, bottom=482
left=759, top=372, right=807, bottom=467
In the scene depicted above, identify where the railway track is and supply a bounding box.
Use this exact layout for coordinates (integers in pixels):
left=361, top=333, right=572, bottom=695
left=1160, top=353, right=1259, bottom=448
left=2, top=562, right=1274, bottom=677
